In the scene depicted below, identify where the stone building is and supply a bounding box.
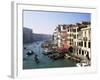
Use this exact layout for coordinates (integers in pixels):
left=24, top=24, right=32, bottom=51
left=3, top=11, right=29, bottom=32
left=76, top=22, right=91, bottom=60
left=23, top=27, right=33, bottom=43
left=53, top=22, right=91, bottom=60
left=53, top=24, right=68, bottom=48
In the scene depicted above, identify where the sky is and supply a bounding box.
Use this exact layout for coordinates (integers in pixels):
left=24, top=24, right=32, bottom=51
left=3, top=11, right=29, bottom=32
left=23, top=10, right=91, bottom=34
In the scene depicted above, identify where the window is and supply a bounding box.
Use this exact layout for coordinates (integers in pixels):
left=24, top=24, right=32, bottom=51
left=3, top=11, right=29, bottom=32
left=88, top=41, right=90, bottom=48
left=77, top=28, right=80, bottom=32
left=79, top=49, right=81, bottom=54
left=82, top=50, right=84, bottom=55
left=63, top=25, right=66, bottom=30
left=71, top=39, right=73, bottom=42
left=82, top=41, right=83, bottom=47
left=73, top=35, right=76, bottom=39
left=79, top=42, right=83, bottom=47
left=79, top=41, right=83, bottom=47
left=84, top=41, right=86, bottom=47
left=73, top=29, right=76, bottom=32
left=70, top=34, right=73, bottom=37
left=86, top=51, right=90, bottom=60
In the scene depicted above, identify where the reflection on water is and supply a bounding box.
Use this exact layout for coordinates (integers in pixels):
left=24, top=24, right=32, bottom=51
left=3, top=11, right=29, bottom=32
left=23, top=41, right=76, bottom=69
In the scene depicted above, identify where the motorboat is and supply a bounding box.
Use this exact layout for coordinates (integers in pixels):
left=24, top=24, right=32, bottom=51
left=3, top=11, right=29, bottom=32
left=76, top=62, right=89, bottom=67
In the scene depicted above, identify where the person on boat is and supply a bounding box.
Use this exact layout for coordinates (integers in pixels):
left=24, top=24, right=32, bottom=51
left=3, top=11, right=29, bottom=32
left=34, top=54, right=39, bottom=64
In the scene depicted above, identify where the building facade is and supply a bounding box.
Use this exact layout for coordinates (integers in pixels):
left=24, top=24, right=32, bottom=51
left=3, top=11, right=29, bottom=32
left=23, top=27, right=33, bottom=43
left=76, top=22, right=91, bottom=60
left=53, top=22, right=91, bottom=61
left=53, top=24, right=68, bottom=48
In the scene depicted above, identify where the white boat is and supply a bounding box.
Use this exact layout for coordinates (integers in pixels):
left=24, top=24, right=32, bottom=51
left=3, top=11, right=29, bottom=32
left=76, top=62, right=89, bottom=67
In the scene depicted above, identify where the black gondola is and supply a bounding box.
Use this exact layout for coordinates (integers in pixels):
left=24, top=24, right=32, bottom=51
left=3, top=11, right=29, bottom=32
left=26, top=50, right=34, bottom=56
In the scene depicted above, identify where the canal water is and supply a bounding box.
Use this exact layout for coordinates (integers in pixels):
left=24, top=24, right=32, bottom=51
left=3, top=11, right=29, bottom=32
left=23, top=41, right=77, bottom=69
